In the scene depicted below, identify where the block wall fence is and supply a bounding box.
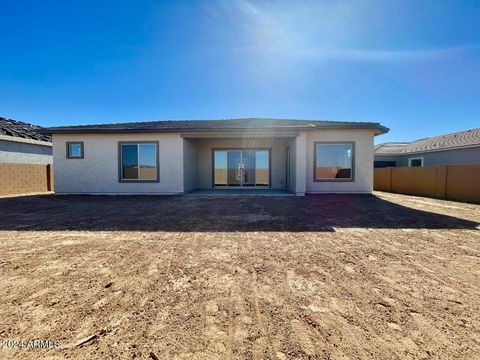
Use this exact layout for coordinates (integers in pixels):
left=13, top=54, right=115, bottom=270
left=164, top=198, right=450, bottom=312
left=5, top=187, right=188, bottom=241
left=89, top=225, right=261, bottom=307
left=0, top=163, right=53, bottom=196
left=374, top=164, right=480, bottom=203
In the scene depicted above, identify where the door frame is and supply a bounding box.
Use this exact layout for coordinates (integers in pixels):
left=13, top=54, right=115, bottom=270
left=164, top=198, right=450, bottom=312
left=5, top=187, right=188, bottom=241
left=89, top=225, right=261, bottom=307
left=285, top=145, right=290, bottom=189
left=211, top=147, right=272, bottom=188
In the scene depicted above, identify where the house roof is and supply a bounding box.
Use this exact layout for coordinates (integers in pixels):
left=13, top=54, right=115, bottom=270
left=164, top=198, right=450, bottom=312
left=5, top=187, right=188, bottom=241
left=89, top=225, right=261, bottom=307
left=374, top=142, right=409, bottom=155
left=375, top=127, right=480, bottom=155
left=0, top=117, right=51, bottom=143
left=41, top=118, right=389, bottom=135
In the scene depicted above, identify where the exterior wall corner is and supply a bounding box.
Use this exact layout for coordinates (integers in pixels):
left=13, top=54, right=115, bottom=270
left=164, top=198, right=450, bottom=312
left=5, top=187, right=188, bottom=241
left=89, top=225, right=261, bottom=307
left=294, top=132, right=307, bottom=194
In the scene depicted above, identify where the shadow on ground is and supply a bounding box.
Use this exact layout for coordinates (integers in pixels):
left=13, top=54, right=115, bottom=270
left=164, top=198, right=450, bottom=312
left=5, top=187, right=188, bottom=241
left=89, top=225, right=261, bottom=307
left=0, top=194, right=478, bottom=232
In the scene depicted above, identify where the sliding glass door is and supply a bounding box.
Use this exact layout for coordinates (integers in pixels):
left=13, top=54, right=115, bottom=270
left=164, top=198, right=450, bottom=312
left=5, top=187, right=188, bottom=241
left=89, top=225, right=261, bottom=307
left=213, top=150, right=270, bottom=187
left=255, top=151, right=269, bottom=187
left=227, top=151, right=242, bottom=186
left=242, top=151, right=256, bottom=186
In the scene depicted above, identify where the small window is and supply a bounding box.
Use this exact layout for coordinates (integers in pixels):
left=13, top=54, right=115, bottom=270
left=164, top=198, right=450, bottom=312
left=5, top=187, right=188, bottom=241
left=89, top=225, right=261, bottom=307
left=314, top=142, right=354, bottom=181
left=408, top=157, right=423, bottom=167
left=119, top=142, right=159, bottom=182
left=66, top=142, right=84, bottom=159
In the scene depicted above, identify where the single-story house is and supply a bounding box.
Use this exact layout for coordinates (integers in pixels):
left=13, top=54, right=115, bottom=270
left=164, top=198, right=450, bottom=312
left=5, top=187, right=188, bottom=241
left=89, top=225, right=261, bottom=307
left=0, top=117, right=52, bottom=164
left=42, top=118, right=388, bottom=196
left=374, top=127, right=480, bottom=168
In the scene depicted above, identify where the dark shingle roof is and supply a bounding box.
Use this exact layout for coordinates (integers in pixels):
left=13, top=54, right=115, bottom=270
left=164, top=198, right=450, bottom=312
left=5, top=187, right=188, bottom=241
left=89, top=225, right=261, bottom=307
left=0, top=117, right=51, bottom=142
left=375, top=127, right=480, bottom=155
left=42, top=118, right=388, bottom=134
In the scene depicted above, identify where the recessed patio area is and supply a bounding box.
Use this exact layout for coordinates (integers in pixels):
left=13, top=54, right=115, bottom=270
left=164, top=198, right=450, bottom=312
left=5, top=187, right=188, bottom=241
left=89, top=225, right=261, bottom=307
left=182, top=133, right=300, bottom=194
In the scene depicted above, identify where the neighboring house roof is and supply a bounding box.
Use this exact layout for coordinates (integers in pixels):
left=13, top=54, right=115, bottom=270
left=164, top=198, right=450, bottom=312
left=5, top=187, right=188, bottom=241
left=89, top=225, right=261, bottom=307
left=0, top=117, right=51, bottom=143
left=41, top=118, right=389, bottom=135
left=375, top=127, right=480, bottom=155
left=374, top=142, right=409, bottom=155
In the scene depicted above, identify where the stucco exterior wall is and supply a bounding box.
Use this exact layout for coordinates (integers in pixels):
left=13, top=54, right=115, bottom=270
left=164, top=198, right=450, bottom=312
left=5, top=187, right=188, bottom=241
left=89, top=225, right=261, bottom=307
left=305, top=129, right=375, bottom=193
left=397, top=147, right=480, bottom=167
left=52, top=133, right=183, bottom=194
left=52, top=129, right=378, bottom=195
left=0, top=139, right=52, bottom=164
left=286, top=138, right=296, bottom=192
left=193, top=138, right=291, bottom=189
left=294, top=132, right=307, bottom=195
left=183, top=138, right=198, bottom=192
left=374, top=156, right=398, bottom=162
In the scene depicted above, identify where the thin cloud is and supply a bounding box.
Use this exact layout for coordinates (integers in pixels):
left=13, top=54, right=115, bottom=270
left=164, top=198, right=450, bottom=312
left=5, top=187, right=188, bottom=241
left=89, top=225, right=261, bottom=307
left=293, top=45, right=478, bottom=62
left=226, top=0, right=478, bottom=63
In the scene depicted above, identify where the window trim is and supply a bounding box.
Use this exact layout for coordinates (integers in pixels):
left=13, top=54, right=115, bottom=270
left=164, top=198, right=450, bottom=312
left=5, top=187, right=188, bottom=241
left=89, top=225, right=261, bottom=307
left=118, top=141, right=160, bottom=183
left=66, top=141, right=84, bottom=159
left=313, top=141, right=355, bottom=182
left=408, top=157, right=424, bottom=167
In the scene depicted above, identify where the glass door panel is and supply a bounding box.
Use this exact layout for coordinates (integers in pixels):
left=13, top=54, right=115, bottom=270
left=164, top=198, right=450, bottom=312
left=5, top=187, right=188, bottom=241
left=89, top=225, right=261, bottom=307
left=214, top=151, right=228, bottom=186
left=227, top=151, right=242, bottom=186
left=242, top=151, right=256, bottom=186
left=214, top=149, right=270, bottom=187
left=255, top=151, right=269, bottom=186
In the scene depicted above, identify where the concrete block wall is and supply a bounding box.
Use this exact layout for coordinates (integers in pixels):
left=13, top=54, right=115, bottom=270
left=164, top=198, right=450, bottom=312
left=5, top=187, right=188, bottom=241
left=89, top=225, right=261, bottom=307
left=374, top=164, right=480, bottom=203
left=0, top=163, right=53, bottom=196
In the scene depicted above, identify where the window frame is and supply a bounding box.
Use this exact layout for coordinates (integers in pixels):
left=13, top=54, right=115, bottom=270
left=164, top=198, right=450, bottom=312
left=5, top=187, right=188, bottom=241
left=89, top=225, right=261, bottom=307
left=408, top=157, right=424, bottom=167
left=313, top=141, right=355, bottom=182
left=66, top=141, right=84, bottom=159
left=118, top=141, right=160, bottom=183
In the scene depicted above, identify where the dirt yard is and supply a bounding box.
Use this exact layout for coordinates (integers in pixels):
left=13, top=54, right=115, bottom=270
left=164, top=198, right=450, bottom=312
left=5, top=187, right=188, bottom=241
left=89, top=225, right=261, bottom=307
left=0, top=192, right=479, bottom=359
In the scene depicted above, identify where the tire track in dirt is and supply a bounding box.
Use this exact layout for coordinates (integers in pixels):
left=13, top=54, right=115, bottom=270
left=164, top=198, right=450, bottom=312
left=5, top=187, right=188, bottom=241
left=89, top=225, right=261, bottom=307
left=1, top=193, right=480, bottom=359
left=226, top=289, right=235, bottom=359
left=247, top=237, right=275, bottom=360
left=369, top=228, right=480, bottom=291
left=334, top=228, right=479, bottom=355
left=290, top=232, right=436, bottom=357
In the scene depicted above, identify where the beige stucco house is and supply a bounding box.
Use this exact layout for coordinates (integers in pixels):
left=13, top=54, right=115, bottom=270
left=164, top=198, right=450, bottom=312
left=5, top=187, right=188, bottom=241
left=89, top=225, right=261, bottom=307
left=43, top=118, right=388, bottom=196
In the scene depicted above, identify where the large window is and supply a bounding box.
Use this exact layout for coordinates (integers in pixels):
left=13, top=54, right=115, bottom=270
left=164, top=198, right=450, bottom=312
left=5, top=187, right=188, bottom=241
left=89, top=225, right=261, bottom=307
left=314, top=142, right=354, bottom=181
left=119, top=142, right=159, bottom=182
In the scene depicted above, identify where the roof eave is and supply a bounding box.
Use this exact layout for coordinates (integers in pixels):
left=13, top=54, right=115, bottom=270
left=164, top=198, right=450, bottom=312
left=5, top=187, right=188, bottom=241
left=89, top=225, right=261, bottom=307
left=373, top=125, right=389, bottom=136
left=41, top=124, right=389, bottom=135
left=0, top=134, right=52, bottom=146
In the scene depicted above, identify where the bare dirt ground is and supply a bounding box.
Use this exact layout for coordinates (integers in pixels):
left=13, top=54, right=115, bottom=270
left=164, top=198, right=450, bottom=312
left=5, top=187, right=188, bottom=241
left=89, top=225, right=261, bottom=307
left=0, top=192, right=479, bottom=360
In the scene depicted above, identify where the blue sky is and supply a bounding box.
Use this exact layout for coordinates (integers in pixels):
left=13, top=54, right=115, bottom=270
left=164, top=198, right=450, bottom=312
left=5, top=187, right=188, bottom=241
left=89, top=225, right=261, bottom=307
left=1, top=0, right=479, bottom=143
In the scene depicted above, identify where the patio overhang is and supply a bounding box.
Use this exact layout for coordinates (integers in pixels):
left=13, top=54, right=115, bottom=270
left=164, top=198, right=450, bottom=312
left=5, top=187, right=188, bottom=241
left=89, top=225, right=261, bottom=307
left=180, top=130, right=300, bottom=138
left=182, top=134, right=303, bottom=195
